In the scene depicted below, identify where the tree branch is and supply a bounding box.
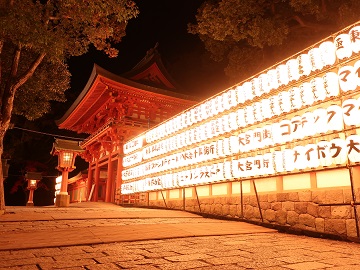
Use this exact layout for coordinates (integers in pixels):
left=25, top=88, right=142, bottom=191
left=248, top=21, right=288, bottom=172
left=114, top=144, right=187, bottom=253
left=13, top=52, right=46, bottom=90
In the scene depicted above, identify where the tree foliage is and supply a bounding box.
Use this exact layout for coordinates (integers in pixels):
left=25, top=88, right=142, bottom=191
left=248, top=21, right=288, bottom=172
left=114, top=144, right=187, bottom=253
left=188, top=0, right=360, bottom=84
left=0, top=0, right=138, bottom=212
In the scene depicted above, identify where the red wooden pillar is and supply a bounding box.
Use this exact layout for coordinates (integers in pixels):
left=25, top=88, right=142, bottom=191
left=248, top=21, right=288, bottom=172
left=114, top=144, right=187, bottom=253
left=105, top=156, right=113, bottom=202
left=93, top=161, right=100, bottom=201
left=86, top=162, right=93, bottom=201
left=116, top=143, right=123, bottom=201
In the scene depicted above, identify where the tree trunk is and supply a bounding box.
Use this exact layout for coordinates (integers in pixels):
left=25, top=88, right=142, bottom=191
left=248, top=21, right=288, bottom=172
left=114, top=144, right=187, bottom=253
left=0, top=129, right=5, bottom=214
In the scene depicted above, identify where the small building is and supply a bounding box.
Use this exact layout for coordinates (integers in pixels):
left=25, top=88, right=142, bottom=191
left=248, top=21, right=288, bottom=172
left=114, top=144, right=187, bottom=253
left=57, top=47, right=199, bottom=203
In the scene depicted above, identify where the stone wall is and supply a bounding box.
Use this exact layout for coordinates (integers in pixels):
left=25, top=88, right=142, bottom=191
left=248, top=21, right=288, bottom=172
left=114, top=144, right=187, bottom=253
left=144, top=188, right=359, bottom=240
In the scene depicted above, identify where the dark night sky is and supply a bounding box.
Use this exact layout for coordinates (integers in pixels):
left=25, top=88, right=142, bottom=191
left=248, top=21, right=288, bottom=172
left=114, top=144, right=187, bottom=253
left=66, top=0, right=230, bottom=111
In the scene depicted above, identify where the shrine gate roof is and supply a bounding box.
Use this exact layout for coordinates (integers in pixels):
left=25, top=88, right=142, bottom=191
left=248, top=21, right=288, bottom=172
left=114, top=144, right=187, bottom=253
left=57, top=49, right=199, bottom=134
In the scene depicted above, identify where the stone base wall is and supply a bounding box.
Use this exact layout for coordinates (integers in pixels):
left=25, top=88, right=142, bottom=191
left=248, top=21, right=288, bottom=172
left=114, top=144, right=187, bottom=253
left=143, top=188, right=359, bottom=240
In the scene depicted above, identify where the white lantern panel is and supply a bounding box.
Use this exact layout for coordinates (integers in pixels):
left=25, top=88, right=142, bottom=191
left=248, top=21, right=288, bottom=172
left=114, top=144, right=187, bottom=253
left=278, top=91, right=291, bottom=113
left=276, top=64, right=289, bottom=86
left=262, top=125, right=273, bottom=146
left=291, top=115, right=303, bottom=140
left=251, top=77, right=262, bottom=97
left=283, top=149, right=295, bottom=172
left=330, top=138, right=347, bottom=165
left=317, top=140, right=332, bottom=167
left=243, top=81, right=254, bottom=101
left=326, top=105, right=344, bottom=132
left=323, top=72, right=339, bottom=98
left=310, top=77, right=326, bottom=102
left=289, top=87, right=302, bottom=110
left=273, top=150, right=285, bottom=173
left=319, top=41, right=336, bottom=66
left=267, top=69, right=279, bottom=90
left=338, top=65, right=357, bottom=92
left=259, top=73, right=271, bottom=94
left=303, top=143, right=320, bottom=169
left=286, top=58, right=300, bottom=82
left=292, top=145, right=307, bottom=170
left=335, top=34, right=353, bottom=60
left=349, top=26, right=360, bottom=53
left=313, top=107, right=328, bottom=134
left=235, top=85, right=245, bottom=104
left=263, top=152, right=275, bottom=175
left=353, top=60, right=360, bottom=87
left=278, top=119, right=292, bottom=143
left=309, top=47, right=324, bottom=71
left=301, top=111, right=316, bottom=137
left=300, top=82, right=314, bottom=106
left=245, top=105, right=255, bottom=125
left=253, top=102, right=263, bottom=122
left=297, top=54, right=312, bottom=77
left=269, top=95, right=281, bottom=116
left=261, top=98, right=273, bottom=120
left=342, top=98, right=359, bottom=126
left=252, top=127, right=264, bottom=149
left=346, top=134, right=360, bottom=163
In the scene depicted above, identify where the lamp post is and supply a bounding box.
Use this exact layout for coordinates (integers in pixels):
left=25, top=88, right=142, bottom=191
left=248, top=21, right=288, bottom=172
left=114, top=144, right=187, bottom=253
left=25, top=172, right=42, bottom=206
left=51, top=138, right=84, bottom=207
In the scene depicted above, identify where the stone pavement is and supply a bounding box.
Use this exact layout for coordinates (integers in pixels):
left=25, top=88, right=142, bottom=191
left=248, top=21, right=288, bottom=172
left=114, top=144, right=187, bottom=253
left=0, top=202, right=359, bottom=269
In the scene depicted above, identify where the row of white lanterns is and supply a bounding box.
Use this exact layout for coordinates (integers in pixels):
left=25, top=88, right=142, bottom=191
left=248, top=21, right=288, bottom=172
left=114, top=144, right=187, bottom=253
left=122, top=97, right=360, bottom=180
left=121, top=134, right=360, bottom=194
left=138, top=59, right=360, bottom=159
left=140, top=24, right=360, bottom=146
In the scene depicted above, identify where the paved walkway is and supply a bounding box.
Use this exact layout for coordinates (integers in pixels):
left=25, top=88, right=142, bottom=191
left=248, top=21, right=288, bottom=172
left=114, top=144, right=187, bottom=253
left=0, top=202, right=359, bottom=269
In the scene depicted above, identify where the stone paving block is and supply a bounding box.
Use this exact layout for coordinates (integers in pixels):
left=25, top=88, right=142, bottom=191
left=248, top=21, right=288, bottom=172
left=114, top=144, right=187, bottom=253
left=207, top=249, right=252, bottom=257
left=0, top=265, right=39, bottom=270
left=0, top=257, right=54, bottom=268
left=85, top=262, right=121, bottom=269
left=275, top=255, right=318, bottom=263
left=94, top=254, right=144, bottom=263
left=164, top=253, right=213, bottom=262
left=283, top=261, right=334, bottom=270
left=116, top=258, right=170, bottom=268
left=196, top=265, right=247, bottom=270
left=38, top=258, right=97, bottom=269
left=236, top=258, right=284, bottom=269
left=318, top=257, right=360, bottom=266
left=204, top=255, right=252, bottom=265
left=156, top=260, right=211, bottom=270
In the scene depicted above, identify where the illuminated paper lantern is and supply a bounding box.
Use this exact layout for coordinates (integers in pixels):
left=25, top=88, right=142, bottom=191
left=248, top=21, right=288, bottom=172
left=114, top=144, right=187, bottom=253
left=278, top=91, right=291, bottom=113
left=354, top=60, right=360, bottom=87
left=262, top=125, right=273, bottom=146
left=245, top=130, right=255, bottom=151
left=300, top=82, right=314, bottom=106
left=271, top=122, right=282, bottom=145
left=261, top=98, right=273, bottom=120
left=229, top=112, right=239, bottom=131
left=317, top=140, right=332, bottom=167
left=251, top=77, right=262, bottom=97
left=311, top=77, right=326, bottom=102
left=297, top=54, right=312, bottom=77
left=278, top=119, right=292, bottom=143
left=286, top=58, right=300, bottom=82
left=259, top=73, right=271, bottom=94
left=309, top=47, right=324, bottom=71
left=253, top=155, right=263, bottom=176
left=338, top=65, right=357, bottom=92
left=235, top=85, right=246, bottom=104
left=292, top=145, right=307, bottom=170
left=222, top=114, right=231, bottom=133
left=222, top=92, right=230, bottom=111
left=330, top=138, right=347, bottom=165
left=236, top=107, right=245, bottom=128
left=245, top=105, right=255, bottom=125
left=243, top=81, right=254, bottom=101
left=269, top=95, right=281, bottom=116
left=228, top=89, right=238, bottom=108
left=262, top=152, right=275, bottom=175
left=302, top=111, right=316, bottom=137
left=244, top=156, right=255, bottom=177
left=349, top=26, right=360, bottom=53
left=253, top=101, right=263, bottom=122
left=224, top=161, right=233, bottom=180
left=313, top=107, right=328, bottom=134
left=326, top=104, right=343, bottom=131
left=232, top=158, right=245, bottom=179
left=323, top=72, right=340, bottom=98
left=342, top=98, right=359, bottom=126
left=276, top=64, right=289, bottom=87
left=252, top=127, right=264, bottom=149
left=238, top=133, right=248, bottom=153
left=335, top=33, right=353, bottom=60
left=273, top=150, right=285, bottom=173
left=319, top=40, right=336, bottom=66
left=304, top=143, right=320, bottom=169
left=230, top=135, right=240, bottom=154
left=291, top=115, right=304, bottom=140
left=223, top=137, right=231, bottom=156
left=283, top=149, right=295, bottom=172
left=346, top=134, right=360, bottom=163
left=217, top=139, right=225, bottom=157
left=289, top=87, right=302, bottom=110
left=267, top=69, right=279, bottom=90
